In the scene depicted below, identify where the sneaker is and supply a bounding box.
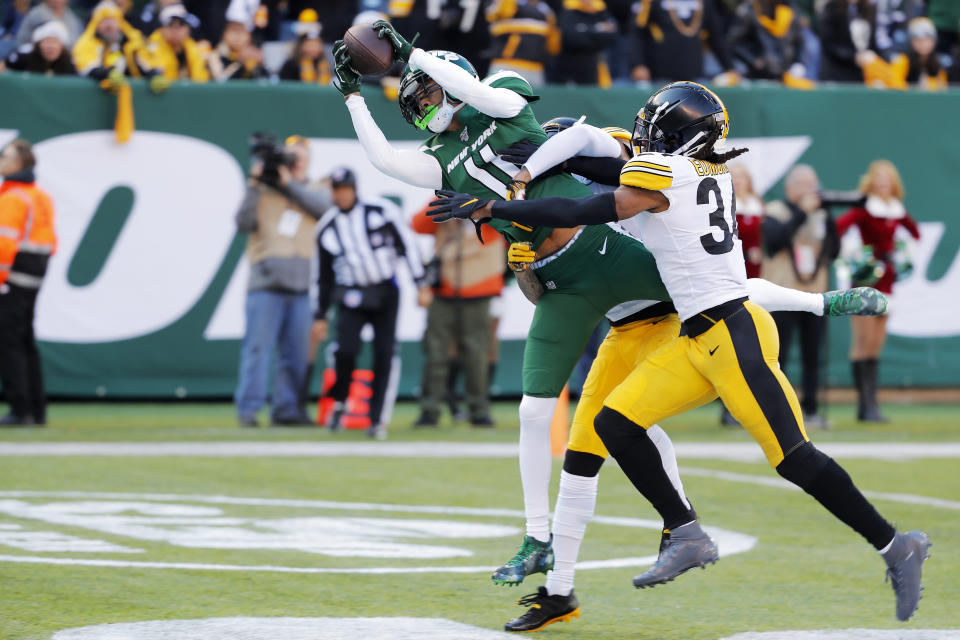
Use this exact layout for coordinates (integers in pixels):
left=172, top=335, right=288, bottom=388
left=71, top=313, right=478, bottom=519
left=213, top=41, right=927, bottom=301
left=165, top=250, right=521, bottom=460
left=470, top=415, right=495, bottom=428
left=822, top=287, right=888, bottom=317
left=367, top=423, right=387, bottom=440
left=633, top=521, right=718, bottom=588
left=803, top=413, right=833, bottom=430
left=884, top=530, right=931, bottom=621
left=0, top=413, right=35, bottom=427
left=326, top=401, right=346, bottom=432
left=237, top=415, right=259, bottom=428
left=412, top=412, right=439, bottom=428
left=504, top=587, right=580, bottom=632
left=271, top=413, right=314, bottom=427
left=492, top=535, right=554, bottom=586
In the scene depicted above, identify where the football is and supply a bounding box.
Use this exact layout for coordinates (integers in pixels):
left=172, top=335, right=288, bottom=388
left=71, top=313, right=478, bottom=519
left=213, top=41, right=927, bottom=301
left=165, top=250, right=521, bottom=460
left=343, top=24, right=395, bottom=77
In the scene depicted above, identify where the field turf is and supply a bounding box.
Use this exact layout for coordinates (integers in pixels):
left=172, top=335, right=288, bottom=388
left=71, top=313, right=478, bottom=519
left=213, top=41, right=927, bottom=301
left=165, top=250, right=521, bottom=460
left=1, top=401, right=958, bottom=639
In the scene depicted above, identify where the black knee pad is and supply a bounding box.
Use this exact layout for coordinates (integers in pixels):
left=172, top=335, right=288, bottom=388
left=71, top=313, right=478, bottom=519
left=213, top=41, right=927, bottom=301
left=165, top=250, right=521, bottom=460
left=775, top=441, right=831, bottom=490
left=563, top=449, right=605, bottom=477
left=594, top=407, right=643, bottom=453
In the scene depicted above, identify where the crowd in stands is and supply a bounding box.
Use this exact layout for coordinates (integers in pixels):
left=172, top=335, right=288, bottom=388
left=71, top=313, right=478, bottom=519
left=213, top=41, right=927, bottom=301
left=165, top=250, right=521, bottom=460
left=0, top=0, right=958, bottom=90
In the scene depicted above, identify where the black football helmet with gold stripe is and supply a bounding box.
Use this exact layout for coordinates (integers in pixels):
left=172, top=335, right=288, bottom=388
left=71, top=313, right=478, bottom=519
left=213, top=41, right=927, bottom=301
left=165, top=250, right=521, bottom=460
left=633, top=81, right=729, bottom=158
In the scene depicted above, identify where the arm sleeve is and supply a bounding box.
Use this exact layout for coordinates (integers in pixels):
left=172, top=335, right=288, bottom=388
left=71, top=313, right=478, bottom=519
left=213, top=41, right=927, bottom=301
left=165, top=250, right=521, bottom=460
left=408, top=48, right=529, bottom=118
left=316, top=236, right=335, bottom=319
left=524, top=124, right=622, bottom=180
left=899, top=213, right=921, bottom=239
left=235, top=186, right=260, bottom=232
left=284, top=181, right=332, bottom=220
left=834, top=207, right=862, bottom=238
left=490, top=192, right=618, bottom=228
left=345, top=95, right=444, bottom=189
left=563, top=156, right=628, bottom=186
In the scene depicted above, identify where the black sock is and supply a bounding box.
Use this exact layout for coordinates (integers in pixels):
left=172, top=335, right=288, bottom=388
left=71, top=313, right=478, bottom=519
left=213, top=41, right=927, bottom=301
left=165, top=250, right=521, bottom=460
left=777, top=442, right=896, bottom=549
left=594, top=407, right=695, bottom=530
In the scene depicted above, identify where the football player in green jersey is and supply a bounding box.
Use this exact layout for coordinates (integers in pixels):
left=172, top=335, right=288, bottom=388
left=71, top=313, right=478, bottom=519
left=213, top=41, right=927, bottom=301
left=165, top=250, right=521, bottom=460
left=332, top=24, right=684, bottom=593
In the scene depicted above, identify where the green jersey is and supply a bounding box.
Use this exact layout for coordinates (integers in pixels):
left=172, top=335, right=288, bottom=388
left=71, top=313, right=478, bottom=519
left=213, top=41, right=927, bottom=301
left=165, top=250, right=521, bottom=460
left=420, top=71, right=593, bottom=248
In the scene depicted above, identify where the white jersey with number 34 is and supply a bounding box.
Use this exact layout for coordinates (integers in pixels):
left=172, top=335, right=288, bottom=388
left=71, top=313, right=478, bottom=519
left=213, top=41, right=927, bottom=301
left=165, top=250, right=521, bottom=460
left=617, top=152, right=748, bottom=321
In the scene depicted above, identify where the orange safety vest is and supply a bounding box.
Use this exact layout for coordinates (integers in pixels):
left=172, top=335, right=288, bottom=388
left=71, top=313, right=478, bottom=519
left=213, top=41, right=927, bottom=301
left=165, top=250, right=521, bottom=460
left=0, top=180, right=57, bottom=289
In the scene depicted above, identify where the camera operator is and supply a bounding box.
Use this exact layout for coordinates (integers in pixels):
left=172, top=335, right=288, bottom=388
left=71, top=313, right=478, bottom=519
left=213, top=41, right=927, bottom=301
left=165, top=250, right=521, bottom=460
left=315, top=167, right=428, bottom=440
left=234, top=133, right=331, bottom=427
left=761, top=164, right=840, bottom=429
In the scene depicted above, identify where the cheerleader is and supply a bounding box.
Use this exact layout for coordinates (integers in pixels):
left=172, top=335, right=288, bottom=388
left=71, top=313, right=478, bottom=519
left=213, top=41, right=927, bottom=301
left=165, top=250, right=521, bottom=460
left=836, top=160, right=920, bottom=422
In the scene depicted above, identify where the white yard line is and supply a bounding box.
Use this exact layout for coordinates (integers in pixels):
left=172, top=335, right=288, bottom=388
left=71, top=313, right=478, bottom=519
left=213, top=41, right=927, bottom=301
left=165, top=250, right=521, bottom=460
left=2, top=441, right=960, bottom=460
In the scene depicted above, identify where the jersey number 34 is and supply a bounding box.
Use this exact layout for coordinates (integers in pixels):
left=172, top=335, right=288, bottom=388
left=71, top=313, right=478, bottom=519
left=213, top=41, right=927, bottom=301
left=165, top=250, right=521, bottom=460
left=697, top=176, right=738, bottom=255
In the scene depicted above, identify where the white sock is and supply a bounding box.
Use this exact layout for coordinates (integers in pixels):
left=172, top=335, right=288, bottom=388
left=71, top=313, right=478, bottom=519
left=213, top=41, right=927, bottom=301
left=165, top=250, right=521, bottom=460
left=646, top=424, right=691, bottom=510
left=518, top=394, right=558, bottom=542
left=746, top=278, right=824, bottom=316
left=545, top=470, right=598, bottom=597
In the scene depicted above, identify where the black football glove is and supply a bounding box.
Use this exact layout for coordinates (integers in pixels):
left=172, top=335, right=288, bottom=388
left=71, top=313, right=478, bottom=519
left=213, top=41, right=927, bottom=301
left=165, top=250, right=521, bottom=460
left=332, top=40, right=361, bottom=97
left=428, top=190, right=493, bottom=243
left=496, top=140, right=540, bottom=166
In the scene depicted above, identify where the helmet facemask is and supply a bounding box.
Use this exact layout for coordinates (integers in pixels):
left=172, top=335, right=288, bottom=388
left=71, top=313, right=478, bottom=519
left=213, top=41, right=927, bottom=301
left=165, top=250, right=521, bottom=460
left=399, top=72, right=464, bottom=133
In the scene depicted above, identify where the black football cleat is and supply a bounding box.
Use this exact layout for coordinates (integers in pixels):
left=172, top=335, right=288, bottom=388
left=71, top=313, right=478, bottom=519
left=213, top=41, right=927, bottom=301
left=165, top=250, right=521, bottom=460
left=504, top=587, right=580, bottom=632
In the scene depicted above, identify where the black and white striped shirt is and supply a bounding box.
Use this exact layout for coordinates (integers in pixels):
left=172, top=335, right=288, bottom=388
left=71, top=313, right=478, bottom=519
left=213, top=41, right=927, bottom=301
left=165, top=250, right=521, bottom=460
left=316, top=198, right=425, bottom=317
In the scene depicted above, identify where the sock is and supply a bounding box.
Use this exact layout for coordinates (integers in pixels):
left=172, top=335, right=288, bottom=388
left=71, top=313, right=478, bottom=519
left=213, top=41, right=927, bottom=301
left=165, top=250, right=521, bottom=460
left=518, top=394, right=558, bottom=542
left=545, top=471, right=598, bottom=597
left=646, top=424, right=691, bottom=510
left=594, top=407, right=695, bottom=530
left=746, top=278, right=824, bottom=316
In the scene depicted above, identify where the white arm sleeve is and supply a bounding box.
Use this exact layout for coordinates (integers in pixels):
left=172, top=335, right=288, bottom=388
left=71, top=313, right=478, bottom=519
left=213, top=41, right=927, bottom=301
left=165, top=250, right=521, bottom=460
left=408, top=48, right=528, bottom=119
left=524, top=124, right=623, bottom=180
left=345, top=95, right=443, bottom=190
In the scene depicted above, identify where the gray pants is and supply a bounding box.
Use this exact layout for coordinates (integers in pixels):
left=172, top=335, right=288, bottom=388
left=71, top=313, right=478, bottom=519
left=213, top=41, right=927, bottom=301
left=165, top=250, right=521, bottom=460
left=420, top=297, right=491, bottom=420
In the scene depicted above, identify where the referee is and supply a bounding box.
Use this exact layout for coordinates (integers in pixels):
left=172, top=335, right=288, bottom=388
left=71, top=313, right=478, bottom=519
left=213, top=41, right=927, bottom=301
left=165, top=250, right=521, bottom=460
left=313, top=167, right=428, bottom=439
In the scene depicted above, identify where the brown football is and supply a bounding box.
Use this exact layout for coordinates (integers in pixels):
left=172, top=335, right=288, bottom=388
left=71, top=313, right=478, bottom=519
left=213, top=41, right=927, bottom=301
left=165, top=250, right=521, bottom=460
left=343, top=24, right=395, bottom=77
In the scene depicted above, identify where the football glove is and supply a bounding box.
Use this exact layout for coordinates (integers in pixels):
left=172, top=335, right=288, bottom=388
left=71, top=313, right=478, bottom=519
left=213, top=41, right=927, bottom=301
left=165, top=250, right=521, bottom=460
left=507, top=241, right=536, bottom=272
left=428, top=189, right=492, bottom=223
left=373, top=20, right=417, bottom=62
left=506, top=180, right=527, bottom=201
left=497, top=139, right=539, bottom=166
left=332, top=40, right=362, bottom=97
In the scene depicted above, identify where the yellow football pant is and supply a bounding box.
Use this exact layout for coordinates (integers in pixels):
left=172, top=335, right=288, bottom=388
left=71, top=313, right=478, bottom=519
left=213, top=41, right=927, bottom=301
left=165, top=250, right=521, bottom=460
left=567, top=312, right=682, bottom=459
left=605, top=301, right=809, bottom=467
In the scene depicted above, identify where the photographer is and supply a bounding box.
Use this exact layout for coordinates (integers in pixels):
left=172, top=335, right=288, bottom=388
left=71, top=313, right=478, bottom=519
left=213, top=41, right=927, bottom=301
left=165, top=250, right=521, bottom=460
left=761, top=165, right=840, bottom=429
left=234, top=134, right=331, bottom=427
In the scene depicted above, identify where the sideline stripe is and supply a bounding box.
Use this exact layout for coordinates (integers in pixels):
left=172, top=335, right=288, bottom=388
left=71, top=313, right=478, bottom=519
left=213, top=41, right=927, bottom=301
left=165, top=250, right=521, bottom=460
left=2, top=441, right=960, bottom=460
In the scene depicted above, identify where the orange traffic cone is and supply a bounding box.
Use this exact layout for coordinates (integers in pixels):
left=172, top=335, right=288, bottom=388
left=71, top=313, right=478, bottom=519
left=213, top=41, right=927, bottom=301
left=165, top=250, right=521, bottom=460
left=550, top=384, right=570, bottom=458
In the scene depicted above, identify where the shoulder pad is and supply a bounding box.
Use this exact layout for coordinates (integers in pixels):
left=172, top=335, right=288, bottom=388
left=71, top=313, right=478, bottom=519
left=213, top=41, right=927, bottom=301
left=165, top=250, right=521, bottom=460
left=620, top=153, right=673, bottom=190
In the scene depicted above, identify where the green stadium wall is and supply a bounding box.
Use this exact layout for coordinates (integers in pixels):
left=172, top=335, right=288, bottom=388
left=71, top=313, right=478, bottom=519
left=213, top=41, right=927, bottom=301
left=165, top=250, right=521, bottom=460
left=0, top=73, right=957, bottom=398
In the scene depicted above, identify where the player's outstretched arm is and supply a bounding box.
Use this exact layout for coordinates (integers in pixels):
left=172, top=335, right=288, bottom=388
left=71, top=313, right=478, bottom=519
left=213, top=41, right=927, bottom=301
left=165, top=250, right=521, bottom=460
left=521, top=123, right=622, bottom=182
left=428, top=186, right=666, bottom=228
left=406, top=49, right=529, bottom=119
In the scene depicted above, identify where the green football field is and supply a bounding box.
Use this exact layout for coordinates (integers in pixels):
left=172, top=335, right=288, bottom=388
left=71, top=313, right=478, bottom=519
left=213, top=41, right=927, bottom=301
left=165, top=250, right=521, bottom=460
left=1, top=401, right=958, bottom=640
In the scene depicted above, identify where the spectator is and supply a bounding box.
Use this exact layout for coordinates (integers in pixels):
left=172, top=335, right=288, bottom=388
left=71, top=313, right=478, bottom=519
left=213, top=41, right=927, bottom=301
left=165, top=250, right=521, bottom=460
left=277, top=9, right=330, bottom=84
left=866, top=17, right=948, bottom=90
left=315, top=168, right=427, bottom=439
left=3, top=20, right=75, bottom=74
left=15, top=0, right=83, bottom=47
left=234, top=135, right=331, bottom=427
left=73, top=2, right=164, bottom=91
left=183, top=0, right=230, bottom=46
left=728, top=0, right=812, bottom=87
left=390, top=0, right=491, bottom=77
left=873, top=0, right=924, bottom=55
left=553, top=0, right=618, bottom=86
left=1, top=0, right=30, bottom=54
left=818, top=0, right=881, bottom=83
left=731, top=163, right=764, bottom=279
left=485, top=0, right=560, bottom=88
left=761, top=165, right=839, bottom=429
left=629, top=0, right=738, bottom=85
left=225, top=0, right=283, bottom=43
left=0, top=139, right=56, bottom=427
left=411, top=209, right=504, bottom=428
left=927, top=0, right=960, bottom=57
left=128, top=0, right=181, bottom=38
left=836, top=160, right=919, bottom=423
left=208, top=19, right=267, bottom=81
left=146, top=4, right=209, bottom=82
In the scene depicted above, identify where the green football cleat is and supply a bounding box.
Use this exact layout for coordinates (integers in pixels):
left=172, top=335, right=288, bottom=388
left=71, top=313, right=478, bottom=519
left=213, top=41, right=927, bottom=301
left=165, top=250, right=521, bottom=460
left=492, top=535, right=554, bottom=586
left=822, top=287, right=888, bottom=317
